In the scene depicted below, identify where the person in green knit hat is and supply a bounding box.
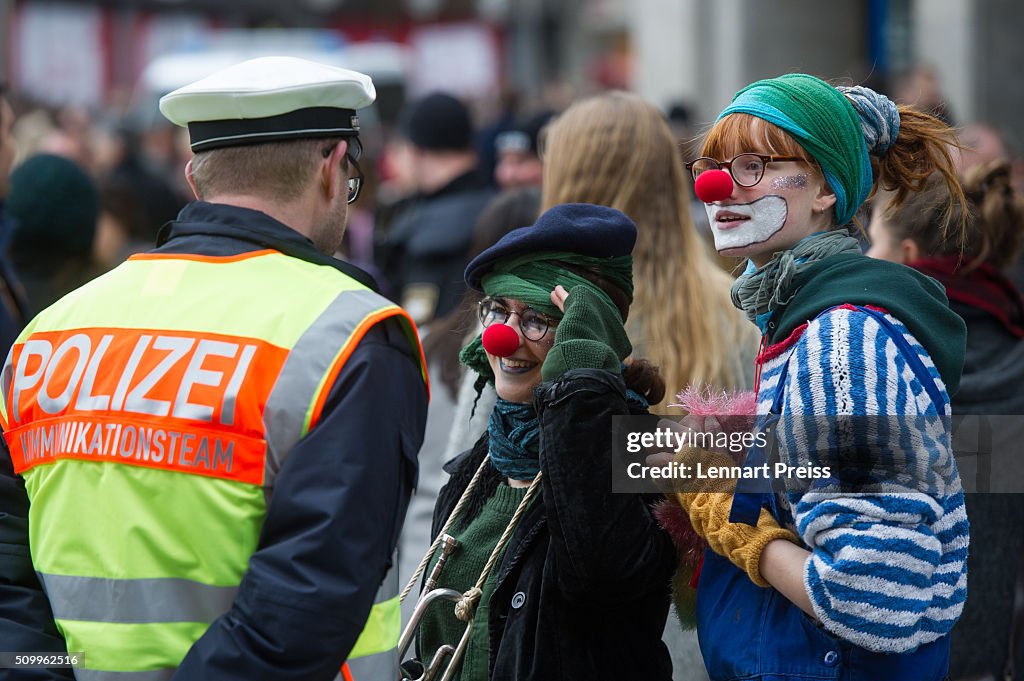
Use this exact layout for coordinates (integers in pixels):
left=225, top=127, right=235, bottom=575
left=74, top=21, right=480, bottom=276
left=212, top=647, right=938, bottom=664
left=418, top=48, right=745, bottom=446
left=408, top=202, right=676, bottom=680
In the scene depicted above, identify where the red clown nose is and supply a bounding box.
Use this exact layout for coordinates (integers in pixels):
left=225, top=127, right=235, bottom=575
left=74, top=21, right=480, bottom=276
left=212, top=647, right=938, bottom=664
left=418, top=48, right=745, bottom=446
left=482, top=323, right=520, bottom=357
left=693, top=169, right=734, bottom=204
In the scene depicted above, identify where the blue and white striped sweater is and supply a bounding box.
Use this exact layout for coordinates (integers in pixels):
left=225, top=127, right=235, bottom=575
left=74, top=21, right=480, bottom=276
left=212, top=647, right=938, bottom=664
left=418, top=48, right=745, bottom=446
left=757, top=306, right=969, bottom=654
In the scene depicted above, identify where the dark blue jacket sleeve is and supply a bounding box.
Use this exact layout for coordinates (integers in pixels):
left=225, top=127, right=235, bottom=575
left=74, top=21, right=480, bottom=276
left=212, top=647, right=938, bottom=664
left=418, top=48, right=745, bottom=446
left=172, top=318, right=427, bottom=681
left=0, top=441, right=75, bottom=681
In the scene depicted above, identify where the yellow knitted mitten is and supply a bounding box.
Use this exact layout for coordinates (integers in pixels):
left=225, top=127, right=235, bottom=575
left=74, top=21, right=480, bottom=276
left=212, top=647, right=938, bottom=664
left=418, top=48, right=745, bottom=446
left=673, top=449, right=798, bottom=587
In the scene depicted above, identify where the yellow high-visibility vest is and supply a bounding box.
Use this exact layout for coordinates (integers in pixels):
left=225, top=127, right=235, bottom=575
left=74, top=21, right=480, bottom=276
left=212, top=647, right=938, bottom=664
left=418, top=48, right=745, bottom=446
left=1, top=249, right=426, bottom=679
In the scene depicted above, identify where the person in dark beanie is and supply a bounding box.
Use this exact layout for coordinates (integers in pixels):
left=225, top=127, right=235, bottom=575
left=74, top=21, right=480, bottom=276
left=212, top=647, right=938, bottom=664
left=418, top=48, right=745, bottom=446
left=405, top=203, right=675, bottom=681
left=7, top=153, right=99, bottom=313
left=0, top=83, right=31, bottom=357
left=378, top=92, right=495, bottom=324
left=494, top=109, right=555, bottom=190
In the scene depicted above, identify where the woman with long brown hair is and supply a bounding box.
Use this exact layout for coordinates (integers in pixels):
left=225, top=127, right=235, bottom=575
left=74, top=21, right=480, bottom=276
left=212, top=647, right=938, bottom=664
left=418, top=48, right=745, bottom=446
left=541, top=92, right=758, bottom=411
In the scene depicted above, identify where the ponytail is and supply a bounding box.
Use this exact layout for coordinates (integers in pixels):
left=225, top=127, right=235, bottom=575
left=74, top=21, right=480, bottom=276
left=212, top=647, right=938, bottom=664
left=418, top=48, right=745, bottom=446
left=624, top=358, right=666, bottom=407
left=869, top=105, right=967, bottom=249
left=963, top=160, right=1024, bottom=269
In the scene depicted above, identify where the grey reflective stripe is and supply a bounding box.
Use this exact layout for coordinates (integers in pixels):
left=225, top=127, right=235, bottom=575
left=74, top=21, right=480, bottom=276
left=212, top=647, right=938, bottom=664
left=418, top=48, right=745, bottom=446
left=2, top=351, right=14, bottom=419
left=376, top=552, right=399, bottom=602
left=264, top=288, right=399, bottom=488
left=40, top=573, right=237, bottom=624
left=345, top=649, right=397, bottom=681
left=345, top=553, right=399, bottom=679
left=74, top=668, right=175, bottom=681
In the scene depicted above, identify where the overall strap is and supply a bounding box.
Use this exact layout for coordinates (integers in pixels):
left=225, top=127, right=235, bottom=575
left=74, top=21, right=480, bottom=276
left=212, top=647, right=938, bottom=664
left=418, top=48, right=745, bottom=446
left=728, top=359, right=789, bottom=526
left=728, top=304, right=945, bottom=527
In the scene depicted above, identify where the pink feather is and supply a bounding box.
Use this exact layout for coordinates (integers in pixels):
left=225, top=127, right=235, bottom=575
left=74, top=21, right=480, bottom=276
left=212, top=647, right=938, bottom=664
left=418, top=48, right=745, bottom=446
left=655, top=386, right=760, bottom=575
left=670, top=387, right=758, bottom=462
left=653, top=500, right=705, bottom=568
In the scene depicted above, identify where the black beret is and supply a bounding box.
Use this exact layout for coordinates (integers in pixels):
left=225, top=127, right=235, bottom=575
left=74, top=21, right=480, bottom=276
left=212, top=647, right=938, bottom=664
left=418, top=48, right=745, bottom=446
left=465, top=203, right=637, bottom=290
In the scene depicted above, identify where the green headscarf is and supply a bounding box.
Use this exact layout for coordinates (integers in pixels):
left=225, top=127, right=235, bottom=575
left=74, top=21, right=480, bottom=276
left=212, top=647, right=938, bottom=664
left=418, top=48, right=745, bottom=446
left=718, top=73, right=878, bottom=226
left=459, top=251, right=632, bottom=380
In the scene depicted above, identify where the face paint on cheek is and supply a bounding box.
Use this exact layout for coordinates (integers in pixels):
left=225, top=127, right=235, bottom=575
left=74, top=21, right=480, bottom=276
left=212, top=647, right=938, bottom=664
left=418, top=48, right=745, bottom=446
left=770, top=174, right=807, bottom=190
left=708, top=195, right=789, bottom=251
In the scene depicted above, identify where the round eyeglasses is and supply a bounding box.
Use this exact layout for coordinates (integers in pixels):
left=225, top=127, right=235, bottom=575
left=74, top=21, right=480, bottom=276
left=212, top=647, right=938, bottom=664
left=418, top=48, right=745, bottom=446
left=685, top=153, right=803, bottom=188
left=477, top=298, right=558, bottom=341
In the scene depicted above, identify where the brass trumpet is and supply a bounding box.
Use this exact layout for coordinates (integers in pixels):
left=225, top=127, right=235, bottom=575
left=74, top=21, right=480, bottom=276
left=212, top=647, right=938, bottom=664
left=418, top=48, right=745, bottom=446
left=398, top=535, right=472, bottom=681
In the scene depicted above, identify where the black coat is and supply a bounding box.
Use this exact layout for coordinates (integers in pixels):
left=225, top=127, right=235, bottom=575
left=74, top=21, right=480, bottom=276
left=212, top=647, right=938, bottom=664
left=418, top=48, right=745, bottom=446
left=429, top=369, right=675, bottom=680
left=378, top=169, right=495, bottom=320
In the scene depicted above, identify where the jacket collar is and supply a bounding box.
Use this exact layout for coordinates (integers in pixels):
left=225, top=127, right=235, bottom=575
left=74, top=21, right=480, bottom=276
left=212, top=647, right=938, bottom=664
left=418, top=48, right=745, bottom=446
left=911, top=255, right=1024, bottom=339
left=155, top=201, right=378, bottom=291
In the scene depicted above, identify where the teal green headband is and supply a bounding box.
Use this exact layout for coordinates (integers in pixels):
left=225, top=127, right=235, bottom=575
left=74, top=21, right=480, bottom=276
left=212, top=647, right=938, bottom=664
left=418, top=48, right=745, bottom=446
left=719, top=73, right=898, bottom=226
left=482, top=252, right=632, bottom=313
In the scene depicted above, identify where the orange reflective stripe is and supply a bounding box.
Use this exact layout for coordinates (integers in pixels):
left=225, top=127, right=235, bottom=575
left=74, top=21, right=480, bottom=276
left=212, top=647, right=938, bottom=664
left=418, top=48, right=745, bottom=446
left=340, top=662, right=354, bottom=681
left=306, top=308, right=427, bottom=432
left=7, top=415, right=265, bottom=483
left=127, top=250, right=278, bottom=264
left=404, top=313, right=430, bottom=398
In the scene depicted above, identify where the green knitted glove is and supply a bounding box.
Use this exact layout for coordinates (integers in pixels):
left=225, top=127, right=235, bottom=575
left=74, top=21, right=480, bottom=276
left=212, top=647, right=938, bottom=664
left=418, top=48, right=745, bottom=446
left=541, top=284, right=632, bottom=381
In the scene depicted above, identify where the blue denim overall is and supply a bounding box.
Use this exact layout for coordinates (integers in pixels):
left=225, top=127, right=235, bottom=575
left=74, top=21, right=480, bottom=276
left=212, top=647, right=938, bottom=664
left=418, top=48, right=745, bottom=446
left=695, top=306, right=952, bottom=681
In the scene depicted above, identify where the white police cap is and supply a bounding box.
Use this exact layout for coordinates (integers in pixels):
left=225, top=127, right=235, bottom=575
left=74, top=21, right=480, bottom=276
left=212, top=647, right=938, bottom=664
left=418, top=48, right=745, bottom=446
left=159, top=56, right=376, bottom=152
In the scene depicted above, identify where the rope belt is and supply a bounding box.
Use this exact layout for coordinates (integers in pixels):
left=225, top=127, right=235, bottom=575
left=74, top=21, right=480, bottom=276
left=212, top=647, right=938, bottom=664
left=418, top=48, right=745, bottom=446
left=400, top=453, right=543, bottom=622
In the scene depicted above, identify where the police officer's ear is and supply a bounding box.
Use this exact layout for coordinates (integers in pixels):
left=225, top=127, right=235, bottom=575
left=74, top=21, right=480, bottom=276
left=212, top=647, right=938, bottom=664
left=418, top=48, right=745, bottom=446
left=184, top=159, right=201, bottom=200
left=319, top=139, right=348, bottom=200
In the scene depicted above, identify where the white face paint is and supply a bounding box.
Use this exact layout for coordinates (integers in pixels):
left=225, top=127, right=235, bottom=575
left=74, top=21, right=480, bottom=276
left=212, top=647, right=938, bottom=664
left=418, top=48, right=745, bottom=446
left=705, top=195, right=789, bottom=251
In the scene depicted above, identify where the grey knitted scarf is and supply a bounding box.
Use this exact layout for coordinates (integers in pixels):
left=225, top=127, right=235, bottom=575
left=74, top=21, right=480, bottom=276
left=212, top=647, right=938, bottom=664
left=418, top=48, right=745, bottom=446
left=730, top=229, right=862, bottom=322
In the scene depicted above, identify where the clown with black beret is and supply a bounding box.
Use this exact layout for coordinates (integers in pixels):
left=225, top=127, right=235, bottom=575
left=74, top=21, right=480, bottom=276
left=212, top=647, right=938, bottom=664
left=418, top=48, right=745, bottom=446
left=407, top=203, right=677, bottom=681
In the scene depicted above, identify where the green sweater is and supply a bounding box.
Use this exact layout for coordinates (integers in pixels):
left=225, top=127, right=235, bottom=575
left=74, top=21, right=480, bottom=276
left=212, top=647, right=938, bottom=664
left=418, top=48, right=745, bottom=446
left=419, top=483, right=531, bottom=681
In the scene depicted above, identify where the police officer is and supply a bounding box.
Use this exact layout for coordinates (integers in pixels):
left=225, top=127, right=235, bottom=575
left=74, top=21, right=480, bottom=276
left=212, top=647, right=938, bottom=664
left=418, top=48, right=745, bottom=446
left=0, top=57, right=428, bottom=681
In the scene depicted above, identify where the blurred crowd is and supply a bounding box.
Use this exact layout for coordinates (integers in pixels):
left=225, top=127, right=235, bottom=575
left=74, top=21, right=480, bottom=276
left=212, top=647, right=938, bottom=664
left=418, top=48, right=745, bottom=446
left=2, top=64, right=1023, bottom=329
